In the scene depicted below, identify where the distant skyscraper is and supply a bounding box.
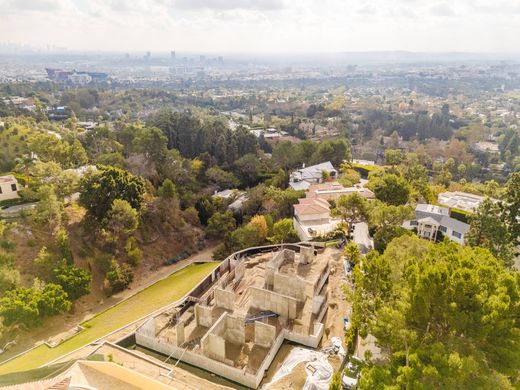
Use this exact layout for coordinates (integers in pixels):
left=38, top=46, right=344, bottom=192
left=171, top=51, right=176, bottom=61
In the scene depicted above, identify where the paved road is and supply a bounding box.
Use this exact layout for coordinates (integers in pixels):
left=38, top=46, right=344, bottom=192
left=352, top=222, right=373, bottom=254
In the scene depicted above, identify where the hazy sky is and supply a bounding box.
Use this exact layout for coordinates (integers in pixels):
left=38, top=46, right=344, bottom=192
left=1, top=0, right=519, bottom=53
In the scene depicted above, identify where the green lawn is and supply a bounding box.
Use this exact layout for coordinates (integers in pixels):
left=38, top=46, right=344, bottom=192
left=0, top=262, right=219, bottom=374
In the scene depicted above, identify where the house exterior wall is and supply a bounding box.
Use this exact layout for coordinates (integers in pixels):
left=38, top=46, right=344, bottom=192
left=0, top=180, right=19, bottom=202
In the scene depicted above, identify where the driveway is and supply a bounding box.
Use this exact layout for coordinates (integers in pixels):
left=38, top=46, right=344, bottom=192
left=352, top=222, right=373, bottom=254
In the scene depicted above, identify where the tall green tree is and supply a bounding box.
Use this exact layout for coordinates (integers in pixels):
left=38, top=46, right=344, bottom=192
left=466, top=198, right=514, bottom=266
left=79, top=166, right=145, bottom=221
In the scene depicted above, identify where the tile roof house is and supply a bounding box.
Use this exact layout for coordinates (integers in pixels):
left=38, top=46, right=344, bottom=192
left=289, top=162, right=338, bottom=191
left=293, top=197, right=340, bottom=241
left=403, top=204, right=470, bottom=245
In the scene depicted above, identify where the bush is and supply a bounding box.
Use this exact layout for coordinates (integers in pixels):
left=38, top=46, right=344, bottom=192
left=125, top=237, right=143, bottom=266
left=106, top=261, right=134, bottom=295
left=53, top=263, right=92, bottom=300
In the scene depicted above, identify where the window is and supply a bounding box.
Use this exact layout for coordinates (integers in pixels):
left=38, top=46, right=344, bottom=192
left=0, top=186, right=2, bottom=194
left=439, top=225, right=447, bottom=233
left=452, top=231, right=462, bottom=239
left=11, top=184, right=17, bottom=192
left=410, top=220, right=418, bottom=226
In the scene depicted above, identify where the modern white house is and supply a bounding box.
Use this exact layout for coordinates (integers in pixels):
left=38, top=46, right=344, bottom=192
left=0, top=175, right=20, bottom=202
left=403, top=204, right=470, bottom=245
left=289, top=162, right=338, bottom=191
left=306, top=181, right=375, bottom=201
left=437, top=191, right=487, bottom=213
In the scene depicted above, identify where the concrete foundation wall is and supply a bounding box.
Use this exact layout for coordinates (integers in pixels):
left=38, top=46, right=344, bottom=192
left=136, top=331, right=260, bottom=388
left=225, top=314, right=245, bottom=344
left=195, top=304, right=213, bottom=328
left=254, top=321, right=277, bottom=348
left=273, top=272, right=306, bottom=301
left=249, top=287, right=298, bottom=319
left=312, top=295, right=326, bottom=315
left=234, top=261, right=246, bottom=283
left=215, top=288, right=235, bottom=311
left=201, top=333, right=227, bottom=363
left=176, top=321, right=185, bottom=346
left=300, top=246, right=314, bottom=265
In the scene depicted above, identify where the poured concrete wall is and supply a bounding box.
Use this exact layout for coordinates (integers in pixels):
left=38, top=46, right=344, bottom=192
left=254, top=321, right=277, bottom=348
left=235, top=261, right=246, bottom=283
left=266, top=249, right=295, bottom=288
left=249, top=287, right=298, bottom=319
left=300, top=246, right=314, bottom=265
left=225, top=314, right=245, bottom=344
left=273, top=272, right=306, bottom=301
left=215, top=288, right=235, bottom=311
left=201, top=333, right=227, bottom=363
left=195, top=304, right=213, bottom=328
left=176, top=321, right=185, bottom=346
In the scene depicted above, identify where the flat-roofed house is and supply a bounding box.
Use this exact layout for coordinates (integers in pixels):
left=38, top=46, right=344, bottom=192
left=437, top=191, right=487, bottom=212
left=306, top=181, right=375, bottom=201
left=0, top=175, right=19, bottom=202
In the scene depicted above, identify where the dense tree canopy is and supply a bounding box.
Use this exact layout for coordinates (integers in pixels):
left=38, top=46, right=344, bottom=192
left=351, top=236, right=520, bottom=389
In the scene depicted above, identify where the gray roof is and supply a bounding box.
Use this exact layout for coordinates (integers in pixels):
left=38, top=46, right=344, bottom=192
left=291, top=162, right=337, bottom=182
left=415, top=204, right=469, bottom=234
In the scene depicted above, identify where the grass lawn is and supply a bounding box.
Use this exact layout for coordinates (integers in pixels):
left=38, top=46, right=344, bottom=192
left=0, top=262, right=219, bottom=374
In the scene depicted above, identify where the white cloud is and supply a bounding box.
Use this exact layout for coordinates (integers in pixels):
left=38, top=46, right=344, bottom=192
left=0, top=0, right=518, bottom=53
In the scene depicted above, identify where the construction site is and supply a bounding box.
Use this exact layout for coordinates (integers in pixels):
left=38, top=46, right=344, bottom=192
left=134, top=244, right=346, bottom=389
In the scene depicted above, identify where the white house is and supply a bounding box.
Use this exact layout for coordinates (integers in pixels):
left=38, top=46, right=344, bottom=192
left=0, top=175, right=20, bottom=202
left=403, top=204, right=470, bottom=245
left=289, top=162, right=338, bottom=191
left=306, top=181, right=375, bottom=201
left=437, top=191, right=487, bottom=213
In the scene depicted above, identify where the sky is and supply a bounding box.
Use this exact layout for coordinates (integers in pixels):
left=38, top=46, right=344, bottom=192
left=0, top=0, right=519, bottom=54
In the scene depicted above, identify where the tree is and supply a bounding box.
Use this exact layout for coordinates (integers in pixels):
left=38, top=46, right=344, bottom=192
left=207, top=211, right=236, bottom=239
left=158, top=179, right=177, bottom=199
left=332, top=193, right=369, bottom=232
left=33, top=185, right=63, bottom=233
left=372, top=174, right=410, bottom=206
left=353, top=236, right=520, bottom=389
left=106, top=260, right=134, bottom=294
left=465, top=198, right=514, bottom=266
left=269, top=218, right=299, bottom=244
left=0, top=287, right=40, bottom=327
left=384, top=149, right=403, bottom=166
left=502, top=172, right=520, bottom=243
left=55, top=228, right=73, bottom=265
left=53, top=264, right=91, bottom=300
left=37, top=283, right=71, bottom=316
left=0, top=283, right=70, bottom=328
left=369, top=202, right=414, bottom=230
left=79, top=166, right=145, bottom=221
left=206, top=166, right=240, bottom=189
left=373, top=225, right=412, bottom=253
left=344, top=241, right=361, bottom=265
left=249, top=215, right=269, bottom=241
left=0, top=266, right=20, bottom=293
left=102, top=199, right=139, bottom=245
